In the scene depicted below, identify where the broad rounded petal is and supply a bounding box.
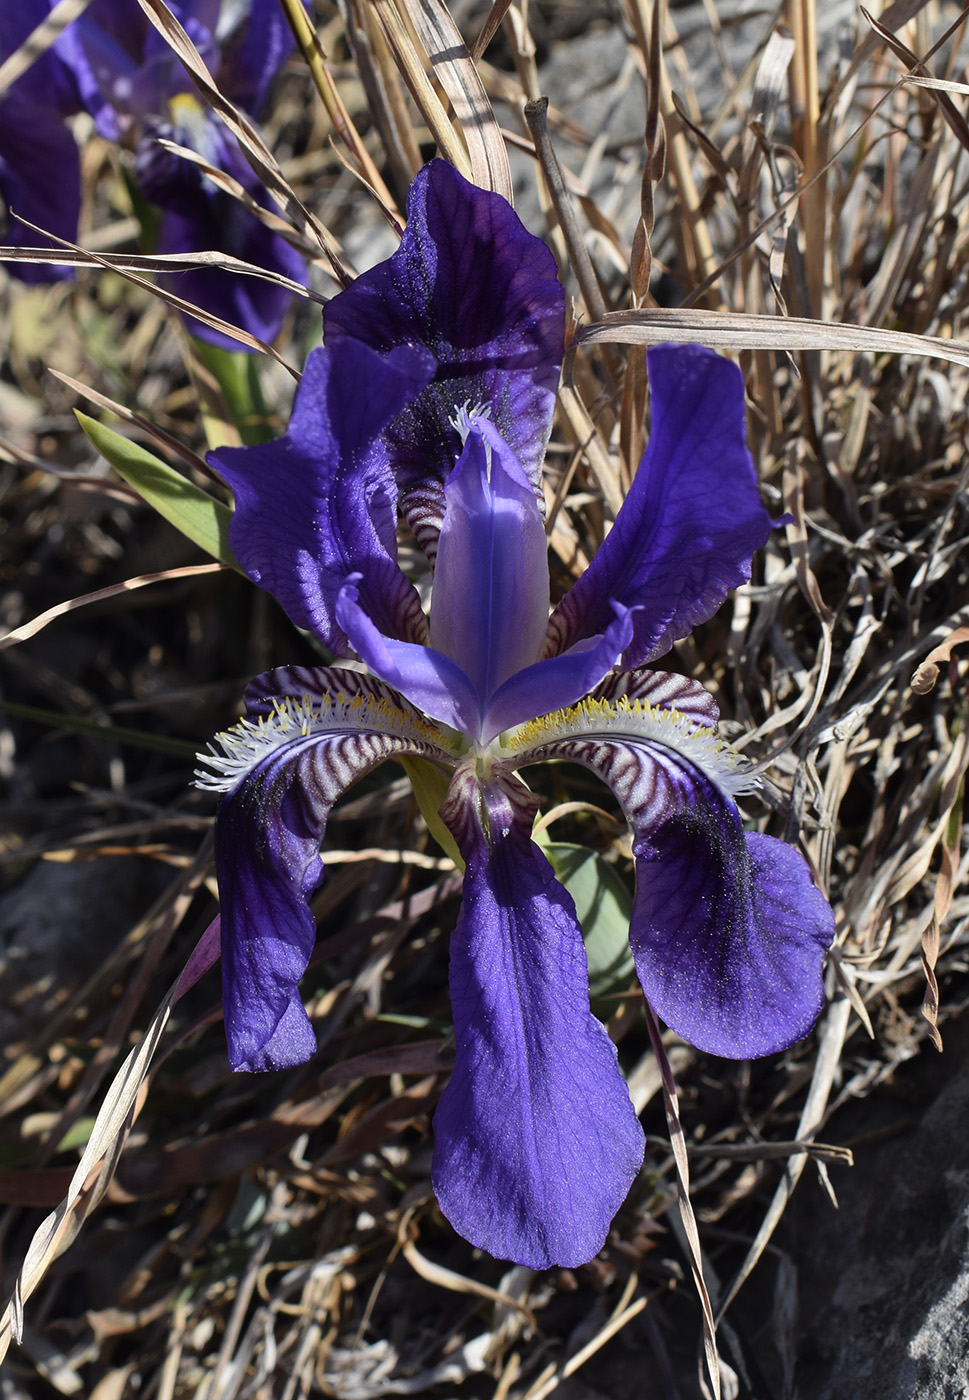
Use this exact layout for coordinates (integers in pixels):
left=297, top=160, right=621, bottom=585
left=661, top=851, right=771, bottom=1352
left=335, top=580, right=480, bottom=736
left=210, top=340, right=434, bottom=651
left=482, top=603, right=634, bottom=741
left=630, top=819, right=834, bottom=1057
left=513, top=717, right=834, bottom=1058
left=544, top=345, right=773, bottom=668
left=430, top=417, right=549, bottom=702
left=434, top=767, right=644, bottom=1267
left=325, top=159, right=564, bottom=556
left=201, top=669, right=456, bottom=1071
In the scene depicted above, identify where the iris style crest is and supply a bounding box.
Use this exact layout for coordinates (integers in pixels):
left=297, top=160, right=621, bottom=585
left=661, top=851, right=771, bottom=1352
left=198, top=159, right=836, bottom=1269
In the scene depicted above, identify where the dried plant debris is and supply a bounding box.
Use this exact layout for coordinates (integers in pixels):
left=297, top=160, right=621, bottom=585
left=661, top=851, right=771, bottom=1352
left=2, top=0, right=969, bottom=1396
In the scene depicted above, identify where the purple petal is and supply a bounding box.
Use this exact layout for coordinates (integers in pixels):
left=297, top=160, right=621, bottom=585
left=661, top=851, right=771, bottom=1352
left=325, top=160, right=564, bottom=556
left=430, top=416, right=549, bottom=704
left=434, top=767, right=644, bottom=1267
left=210, top=340, right=434, bottom=650
left=544, top=345, right=774, bottom=669
left=0, top=88, right=80, bottom=283
left=138, top=123, right=306, bottom=348
left=153, top=195, right=306, bottom=348
left=516, top=728, right=834, bottom=1058
left=482, top=604, right=635, bottom=741
left=335, top=579, right=481, bottom=735
left=217, top=0, right=307, bottom=115
left=630, top=820, right=834, bottom=1057
left=207, top=667, right=455, bottom=1071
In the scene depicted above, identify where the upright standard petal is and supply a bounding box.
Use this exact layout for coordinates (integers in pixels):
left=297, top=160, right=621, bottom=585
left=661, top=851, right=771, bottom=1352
left=430, top=415, right=550, bottom=704
left=197, top=669, right=457, bottom=1071
left=544, top=345, right=774, bottom=669
left=433, top=765, right=645, bottom=1268
left=210, top=339, right=435, bottom=651
left=510, top=689, right=834, bottom=1058
left=325, top=160, right=565, bottom=556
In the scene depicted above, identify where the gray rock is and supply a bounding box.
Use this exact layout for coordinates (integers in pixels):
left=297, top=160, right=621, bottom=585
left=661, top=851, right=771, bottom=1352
left=785, top=1014, right=969, bottom=1399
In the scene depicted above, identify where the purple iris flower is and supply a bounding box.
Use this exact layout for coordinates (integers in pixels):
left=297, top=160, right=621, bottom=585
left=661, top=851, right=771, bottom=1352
left=1, top=0, right=304, bottom=346
left=197, top=160, right=835, bottom=1269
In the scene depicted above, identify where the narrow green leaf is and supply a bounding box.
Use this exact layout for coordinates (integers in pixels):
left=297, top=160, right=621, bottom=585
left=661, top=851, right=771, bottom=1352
left=192, top=338, right=278, bottom=445
left=545, top=843, right=635, bottom=1000
left=0, top=699, right=199, bottom=759
left=398, top=756, right=464, bottom=872
left=76, top=411, right=241, bottom=571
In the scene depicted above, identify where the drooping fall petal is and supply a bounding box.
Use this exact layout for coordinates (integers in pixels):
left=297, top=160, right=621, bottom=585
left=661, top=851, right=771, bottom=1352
left=198, top=668, right=456, bottom=1071
left=433, top=766, right=645, bottom=1267
left=510, top=680, right=834, bottom=1057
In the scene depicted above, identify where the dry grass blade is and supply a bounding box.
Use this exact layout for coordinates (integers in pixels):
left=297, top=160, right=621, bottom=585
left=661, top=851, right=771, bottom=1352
left=47, top=368, right=214, bottom=474
left=644, top=1004, right=721, bottom=1400
left=0, top=0, right=90, bottom=94
left=521, top=1272, right=647, bottom=1400
left=716, top=998, right=853, bottom=1323
left=920, top=730, right=969, bottom=1050
left=11, top=211, right=301, bottom=370
left=860, top=5, right=969, bottom=154
left=0, top=245, right=321, bottom=294
left=525, top=99, right=608, bottom=323
left=0, top=986, right=178, bottom=1358
left=911, top=626, right=969, bottom=695
left=369, top=0, right=474, bottom=179
left=400, top=0, right=512, bottom=199
left=278, top=0, right=400, bottom=224
left=470, top=0, right=514, bottom=62
left=0, top=564, right=224, bottom=650
left=400, top=1238, right=536, bottom=1321
left=577, top=309, right=969, bottom=368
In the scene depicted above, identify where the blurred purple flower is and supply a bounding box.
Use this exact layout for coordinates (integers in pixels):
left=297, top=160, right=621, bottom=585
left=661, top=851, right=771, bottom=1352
left=0, top=0, right=304, bottom=345
left=197, top=160, right=835, bottom=1268
left=0, top=0, right=83, bottom=280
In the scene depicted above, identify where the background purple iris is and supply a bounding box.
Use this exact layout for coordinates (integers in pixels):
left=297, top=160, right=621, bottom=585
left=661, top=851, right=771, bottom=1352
left=0, top=0, right=305, bottom=345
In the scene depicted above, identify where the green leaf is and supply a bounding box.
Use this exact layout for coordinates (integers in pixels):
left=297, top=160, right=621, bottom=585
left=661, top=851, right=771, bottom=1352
left=192, top=338, right=278, bottom=446
left=398, top=756, right=464, bottom=872
left=545, top=843, right=635, bottom=1000
left=77, top=411, right=241, bottom=570
left=0, top=699, right=199, bottom=759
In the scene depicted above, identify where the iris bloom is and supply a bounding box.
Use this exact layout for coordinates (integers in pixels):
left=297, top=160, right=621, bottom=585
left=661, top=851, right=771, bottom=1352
left=197, top=160, right=835, bottom=1268
left=1, top=0, right=304, bottom=346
